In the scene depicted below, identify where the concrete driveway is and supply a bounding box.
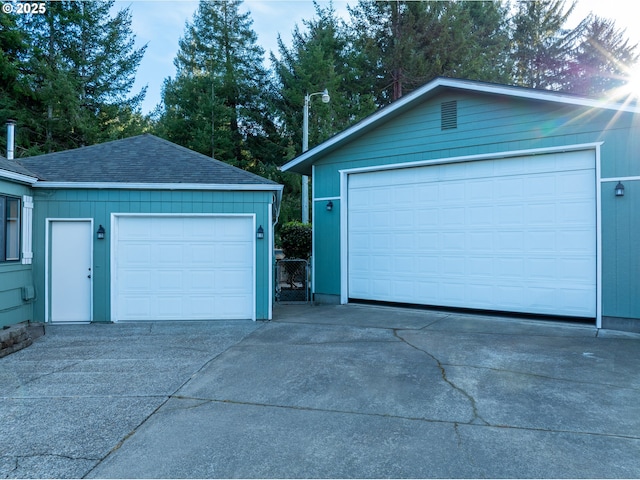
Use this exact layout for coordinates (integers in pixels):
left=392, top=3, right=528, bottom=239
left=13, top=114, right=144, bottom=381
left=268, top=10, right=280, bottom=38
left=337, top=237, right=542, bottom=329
left=1, top=304, right=639, bottom=478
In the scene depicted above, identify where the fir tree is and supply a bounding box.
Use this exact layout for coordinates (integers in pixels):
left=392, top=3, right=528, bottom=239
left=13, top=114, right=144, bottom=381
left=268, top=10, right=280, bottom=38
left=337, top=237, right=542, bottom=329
left=158, top=0, right=275, bottom=173
left=5, top=0, right=146, bottom=154
left=568, top=15, right=639, bottom=98
left=511, top=0, right=586, bottom=90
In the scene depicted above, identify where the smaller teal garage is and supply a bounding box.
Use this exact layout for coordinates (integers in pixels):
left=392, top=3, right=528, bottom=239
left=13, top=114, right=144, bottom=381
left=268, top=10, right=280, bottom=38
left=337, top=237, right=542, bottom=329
left=14, top=134, right=282, bottom=323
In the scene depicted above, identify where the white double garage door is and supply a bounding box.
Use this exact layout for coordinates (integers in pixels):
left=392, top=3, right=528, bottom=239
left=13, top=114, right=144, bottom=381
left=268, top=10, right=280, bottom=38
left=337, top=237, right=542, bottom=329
left=347, top=150, right=596, bottom=318
left=113, top=215, right=255, bottom=321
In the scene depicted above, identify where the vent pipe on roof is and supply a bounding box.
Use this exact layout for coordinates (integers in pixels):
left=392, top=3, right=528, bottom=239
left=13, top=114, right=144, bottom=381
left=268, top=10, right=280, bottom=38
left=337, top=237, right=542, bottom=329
left=6, top=119, right=16, bottom=160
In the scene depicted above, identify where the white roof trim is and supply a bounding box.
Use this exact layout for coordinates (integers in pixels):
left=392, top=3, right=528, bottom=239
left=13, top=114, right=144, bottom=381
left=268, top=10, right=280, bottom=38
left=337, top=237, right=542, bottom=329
left=0, top=169, right=39, bottom=185
left=281, top=77, right=640, bottom=173
left=32, top=181, right=284, bottom=191
left=338, top=141, right=604, bottom=175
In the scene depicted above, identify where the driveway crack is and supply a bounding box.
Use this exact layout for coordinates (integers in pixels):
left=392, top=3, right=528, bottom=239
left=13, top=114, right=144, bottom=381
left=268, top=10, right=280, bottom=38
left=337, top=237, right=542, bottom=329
left=393, top=329, right=490, bottom=426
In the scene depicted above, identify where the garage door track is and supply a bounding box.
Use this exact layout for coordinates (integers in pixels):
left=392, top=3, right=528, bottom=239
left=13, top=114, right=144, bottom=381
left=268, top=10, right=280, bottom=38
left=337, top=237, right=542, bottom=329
left=1, top=304, right=639, bottom=478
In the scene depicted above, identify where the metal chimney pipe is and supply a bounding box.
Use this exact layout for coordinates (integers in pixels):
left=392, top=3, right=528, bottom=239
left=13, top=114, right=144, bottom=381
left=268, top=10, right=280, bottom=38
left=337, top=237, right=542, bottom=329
left=6, top=120, right=16, bottom=160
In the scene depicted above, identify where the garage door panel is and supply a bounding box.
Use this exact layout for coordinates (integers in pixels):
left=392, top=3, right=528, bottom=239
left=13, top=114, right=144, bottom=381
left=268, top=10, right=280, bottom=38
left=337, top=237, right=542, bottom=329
left=527, top=258, right=558, bottom=279
left=467, top=207, right=493, bottom=226
left=121, top=244, right=151, bottom=263
left=467, top=257, right=494, bottom=275
left=495, top=231, right=524, bottom=251
left=557, top=258, right=594, bottom=281
left=157, top=244, right=183, bottom=263
left=115, top=216, right=254, bottom=321
left=157, top=296, right=182, bottom=316
left=467, top=178, right=495, bottom=199
left=495, top=204, right=525, bottom=224
left=158, top=270, right=183, bottom=290
left=526, top=231, right=556, bottom=251
left=348, top=151, right=596, bottom=318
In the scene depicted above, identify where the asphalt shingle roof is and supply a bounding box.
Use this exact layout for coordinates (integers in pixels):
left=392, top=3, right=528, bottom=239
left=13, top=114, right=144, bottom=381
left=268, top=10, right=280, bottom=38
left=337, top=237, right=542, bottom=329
left=0, top=156, right=38, bottom=178
left=17, top=134, right=278, bottom=186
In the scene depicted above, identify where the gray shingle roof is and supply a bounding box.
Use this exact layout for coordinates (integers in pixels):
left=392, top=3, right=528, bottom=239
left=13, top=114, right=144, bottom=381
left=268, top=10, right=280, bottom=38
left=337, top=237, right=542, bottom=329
left=0, top=156, right=38, bottom=178
left=17, top=134, right=279, bottom=186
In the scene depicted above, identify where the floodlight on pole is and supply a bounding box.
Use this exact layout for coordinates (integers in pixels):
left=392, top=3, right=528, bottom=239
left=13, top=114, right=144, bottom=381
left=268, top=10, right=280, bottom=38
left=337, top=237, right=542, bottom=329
left=302, top=89, right=330, bottom=224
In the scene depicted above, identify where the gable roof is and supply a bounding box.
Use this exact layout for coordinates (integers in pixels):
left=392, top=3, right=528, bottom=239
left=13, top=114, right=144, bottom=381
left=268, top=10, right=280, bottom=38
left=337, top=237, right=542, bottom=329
left=17, top=134, right=279, bottom=188
left=281, top=77, right=640, bottom=175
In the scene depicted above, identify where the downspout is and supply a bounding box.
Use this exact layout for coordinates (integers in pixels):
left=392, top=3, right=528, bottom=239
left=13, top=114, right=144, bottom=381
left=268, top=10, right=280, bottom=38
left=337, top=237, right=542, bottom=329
left=6, top=120, right=16, bottom=160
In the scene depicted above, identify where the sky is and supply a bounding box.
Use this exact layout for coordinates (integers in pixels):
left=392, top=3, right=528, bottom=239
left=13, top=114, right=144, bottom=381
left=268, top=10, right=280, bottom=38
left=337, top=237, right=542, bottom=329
left=113, top=0, right=640, bottom=115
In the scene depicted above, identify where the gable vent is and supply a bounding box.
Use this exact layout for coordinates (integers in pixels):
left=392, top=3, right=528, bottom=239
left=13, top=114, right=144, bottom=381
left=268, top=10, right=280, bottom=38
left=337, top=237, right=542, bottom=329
left=441, top=100, right=458, bottom=130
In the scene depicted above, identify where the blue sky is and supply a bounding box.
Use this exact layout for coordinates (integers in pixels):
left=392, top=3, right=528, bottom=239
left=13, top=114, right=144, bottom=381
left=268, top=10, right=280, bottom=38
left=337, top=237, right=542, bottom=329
left=115, top=0, right=639, bottom=115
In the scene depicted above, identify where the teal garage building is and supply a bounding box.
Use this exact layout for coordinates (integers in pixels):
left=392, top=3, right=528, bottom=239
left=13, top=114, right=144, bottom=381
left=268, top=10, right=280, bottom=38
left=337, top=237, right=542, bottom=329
left=282, top=78, right=640, bottom=333
left=0, top=134, right=282, bottom=326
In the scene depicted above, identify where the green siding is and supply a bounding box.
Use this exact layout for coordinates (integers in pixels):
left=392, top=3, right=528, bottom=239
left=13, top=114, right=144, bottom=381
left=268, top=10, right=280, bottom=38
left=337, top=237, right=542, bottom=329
left=0, top=179, right=34, bottom=328
left=313, top=199, right=340, bottom=296
left=32, top=188, right=275, bottom=322
left=312, top=91, right=640, bottom=323
left=601, top=179, right=640, bottom=318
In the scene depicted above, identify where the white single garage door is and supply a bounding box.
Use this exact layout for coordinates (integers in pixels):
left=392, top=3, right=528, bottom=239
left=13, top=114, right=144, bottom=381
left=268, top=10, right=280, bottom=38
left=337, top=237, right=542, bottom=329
left=348, top=150, right=596, bottom=318
left=113, top=215, right=254, bottom=321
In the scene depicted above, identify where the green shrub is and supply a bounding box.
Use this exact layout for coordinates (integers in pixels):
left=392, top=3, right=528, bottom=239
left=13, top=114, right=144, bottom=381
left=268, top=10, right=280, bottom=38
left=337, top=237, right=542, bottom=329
left=279, top=221, right=312, bottom=259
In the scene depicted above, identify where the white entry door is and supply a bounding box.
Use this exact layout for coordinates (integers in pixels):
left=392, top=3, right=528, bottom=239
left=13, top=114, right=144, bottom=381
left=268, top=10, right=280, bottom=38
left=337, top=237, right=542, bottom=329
left=50, top=220, right=92, bottom=323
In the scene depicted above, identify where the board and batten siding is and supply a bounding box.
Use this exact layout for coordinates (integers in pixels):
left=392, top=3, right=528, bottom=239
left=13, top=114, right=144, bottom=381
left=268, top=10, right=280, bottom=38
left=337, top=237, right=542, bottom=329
left=311, top=90, right=640, bottom=326
left=0, top=179, right=34, bottom=328
left=601, top=178, right=640, bottom=331
left=31, top=188, right=274, bottom=322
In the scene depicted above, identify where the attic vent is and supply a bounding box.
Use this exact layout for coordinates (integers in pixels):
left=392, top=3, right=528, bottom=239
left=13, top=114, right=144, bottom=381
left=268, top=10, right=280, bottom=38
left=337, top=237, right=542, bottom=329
left=441, top=100, right=458, bottom=130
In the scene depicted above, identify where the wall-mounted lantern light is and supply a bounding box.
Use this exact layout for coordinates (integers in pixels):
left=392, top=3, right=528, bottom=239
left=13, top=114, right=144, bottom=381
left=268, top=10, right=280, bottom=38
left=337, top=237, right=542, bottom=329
left=96, top=224, right=105, bottom=240
left=615, top=181, right=625, bottom=197
left=256, top=225, right=264, bottom=240
left=326, top=200, right=333, bottom=212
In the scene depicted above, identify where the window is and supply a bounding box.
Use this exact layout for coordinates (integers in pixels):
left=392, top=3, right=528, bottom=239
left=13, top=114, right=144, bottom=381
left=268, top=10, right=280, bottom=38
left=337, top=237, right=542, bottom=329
left=0, top=196, right=21, bottom=262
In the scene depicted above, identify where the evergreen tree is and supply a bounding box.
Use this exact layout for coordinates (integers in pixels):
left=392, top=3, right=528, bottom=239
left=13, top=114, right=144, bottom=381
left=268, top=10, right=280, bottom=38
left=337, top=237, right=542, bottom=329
left=270, top=1, right=377, bottom=223
left=272, top=1, right=375, bottom=154
left=510, top=0, right=586, bottom=90
left=454, top=1, right=513, bottom=84
left=348, top=0, right=433, bottom=102
left=567, top=15, right=639, bottom=98
left=347, top=0, right=512, bottom=103
left=157, top=0, right=277, bottom=173
left=0, top=3, right=29, bottom=155
left=4, top=0, right=146, bottom=154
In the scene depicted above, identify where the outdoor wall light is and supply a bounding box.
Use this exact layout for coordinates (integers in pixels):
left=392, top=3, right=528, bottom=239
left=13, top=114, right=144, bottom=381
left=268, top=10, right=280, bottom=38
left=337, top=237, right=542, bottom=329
left=256, top=225, right=264, bottom=240
left=326, top=200, right=333, bottom=212
left=96, top=224, right=105, bottom=240
left=615, top=181, right=625, bottom=197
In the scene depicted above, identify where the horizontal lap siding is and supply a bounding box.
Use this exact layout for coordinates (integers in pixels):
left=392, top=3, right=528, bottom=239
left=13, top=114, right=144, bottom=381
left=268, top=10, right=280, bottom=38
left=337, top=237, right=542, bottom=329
left=0, top=264, right=34, bottom=327
left=312, top=90, right=640, bottom=323
left=0, top=180, right=34, bottom=327
left=315, top=95, right=618, bottom=198
left=32, top=189, right=274, bottom=322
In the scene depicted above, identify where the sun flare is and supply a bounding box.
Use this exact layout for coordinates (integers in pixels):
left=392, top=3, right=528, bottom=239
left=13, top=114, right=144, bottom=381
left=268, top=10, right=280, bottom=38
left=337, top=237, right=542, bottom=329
left=620, top=64, right=640, bottom=99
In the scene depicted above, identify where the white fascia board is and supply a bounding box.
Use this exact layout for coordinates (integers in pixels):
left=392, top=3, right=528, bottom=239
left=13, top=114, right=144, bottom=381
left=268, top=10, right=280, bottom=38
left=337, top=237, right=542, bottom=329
left=32, top=181, right=284, bottom=192
left=435, top=77, right=640, bottom=113
left=0, top=169, right=38, bottom=185
left=280, top=77, right=640, bottom=173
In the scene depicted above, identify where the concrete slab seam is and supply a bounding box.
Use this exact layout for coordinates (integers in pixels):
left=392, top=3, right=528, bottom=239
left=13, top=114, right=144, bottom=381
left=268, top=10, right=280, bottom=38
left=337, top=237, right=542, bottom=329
left=169, top=394, right=640, bottom=443
left=417, top=314, right=453, bottom=330
left=83, top=323, right=270, bottom=478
